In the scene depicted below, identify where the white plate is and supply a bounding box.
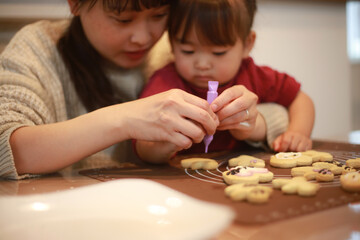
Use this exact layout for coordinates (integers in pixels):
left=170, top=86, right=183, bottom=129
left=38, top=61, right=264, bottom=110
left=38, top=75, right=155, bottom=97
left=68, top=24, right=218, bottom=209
left=0, top=179, right=235, bottom=240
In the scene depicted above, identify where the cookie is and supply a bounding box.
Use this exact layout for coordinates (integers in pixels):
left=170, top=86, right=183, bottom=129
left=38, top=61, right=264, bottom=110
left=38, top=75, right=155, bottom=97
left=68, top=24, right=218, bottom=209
left=225, top=183, right=273, bottom=204
left=222, top=166, right=274, bottom=185
left=340, top=171, right=360, bottom=192
left=342, top=165, right=356, bottom=174
left=228, top=155, right=265, bottom=168
left=291, top=166, right=334, bottom=182
left=181, top=158, right=218, bottom=170
left=312, top=161, right=343, bottom=175
left=315, top=169, right=334, bottom=182
left=270, top=152, right=312, bottom=168
left=346, top=158, right=360, bottom=169
left=301, top=150, right=333, bottom=162
left=272, top=176, right=320, bottom=197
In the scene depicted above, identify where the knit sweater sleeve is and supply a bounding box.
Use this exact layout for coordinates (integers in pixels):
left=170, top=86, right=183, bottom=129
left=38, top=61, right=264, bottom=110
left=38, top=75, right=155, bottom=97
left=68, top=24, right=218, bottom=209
left=257, top=103, right=289, bottom=149
left=0, top=20, right=69, bottom=179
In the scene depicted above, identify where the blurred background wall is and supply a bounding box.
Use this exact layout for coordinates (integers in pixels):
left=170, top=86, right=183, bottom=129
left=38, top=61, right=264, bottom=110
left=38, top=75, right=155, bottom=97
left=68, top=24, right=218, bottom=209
left=0, top=0, right=358, bottom=143
left=252, top=0, right=354, bottom=142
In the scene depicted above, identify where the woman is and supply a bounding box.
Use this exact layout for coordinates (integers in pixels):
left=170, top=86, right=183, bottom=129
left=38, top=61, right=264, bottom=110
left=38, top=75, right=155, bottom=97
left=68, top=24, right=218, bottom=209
left=0, top=0, right=288, bottom=179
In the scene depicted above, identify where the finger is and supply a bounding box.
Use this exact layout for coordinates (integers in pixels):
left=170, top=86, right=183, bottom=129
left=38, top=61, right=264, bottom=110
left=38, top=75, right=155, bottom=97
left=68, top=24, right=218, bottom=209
left=174, top=92, right=219, bottom=135
left=217, top=109, right=250, bottom=127
left=171, top=116, right=207, bottom=144
left=279, top=134, right=292, bottom=152
left=307, top=140, right=313, bottom=150
left=218, top=117, right=255, bottom=131
left=188, top=120, right=208, bottom=143
left=181, top=91, right=218, bottom=122
left=272, top=135, right=282, bottom=152
left=159, top=90, right=218, bottom=136
left=217, top=121, right=253, bottom=131
left=210, top=86, right=245, bottom=113
left=288, top=136, right=301, bottom=152
left=298, top=139, right=312, bottom=152
left=168, top=131, right=193, bottom=150
left=215, top=96, right=249, bottom=121
left=179, top=103, right=218, bottom=136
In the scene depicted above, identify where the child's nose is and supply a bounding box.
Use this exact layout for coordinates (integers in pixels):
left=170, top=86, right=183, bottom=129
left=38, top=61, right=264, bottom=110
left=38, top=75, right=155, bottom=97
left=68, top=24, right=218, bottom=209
left=195, top=55, right=211, bottom=70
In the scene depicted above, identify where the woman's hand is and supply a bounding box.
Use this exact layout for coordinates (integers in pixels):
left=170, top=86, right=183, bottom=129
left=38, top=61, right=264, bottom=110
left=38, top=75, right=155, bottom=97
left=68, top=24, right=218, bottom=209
left=124, top=89, right=219, bottom=150
left=210, top=85, right=259, bottom=140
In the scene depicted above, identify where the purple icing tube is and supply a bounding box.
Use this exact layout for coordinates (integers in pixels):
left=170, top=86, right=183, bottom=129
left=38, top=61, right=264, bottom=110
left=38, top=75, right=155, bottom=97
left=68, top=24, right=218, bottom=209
left=204, top=81, right=219, bottom=153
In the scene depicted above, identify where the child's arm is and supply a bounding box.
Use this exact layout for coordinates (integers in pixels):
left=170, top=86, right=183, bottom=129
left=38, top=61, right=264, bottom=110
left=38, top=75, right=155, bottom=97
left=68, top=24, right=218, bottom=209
left=272, top=91, right=315, bottom=152
left=135, top=140, right=182, bottom=164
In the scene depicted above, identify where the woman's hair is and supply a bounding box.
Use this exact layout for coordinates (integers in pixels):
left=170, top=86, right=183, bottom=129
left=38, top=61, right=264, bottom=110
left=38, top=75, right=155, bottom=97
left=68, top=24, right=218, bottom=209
left=168, top=0, right=257, bottom=46
left=57, top=0, right=169, bottom=112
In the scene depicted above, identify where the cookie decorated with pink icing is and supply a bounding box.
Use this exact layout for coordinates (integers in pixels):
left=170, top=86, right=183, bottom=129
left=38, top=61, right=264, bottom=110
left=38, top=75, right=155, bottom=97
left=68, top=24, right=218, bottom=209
left=228, top=155, right=265, bottom=168
left=270, top=152, right=312, bottom=168
left=222, top=166, right=274, bottom=185
left=315, top=169, right=335, bottom=182
left=225, top=183, right=273, bottom=204
left=340, top=171, right=360, bottom=192
left=312, top=161, right=344, bottom=175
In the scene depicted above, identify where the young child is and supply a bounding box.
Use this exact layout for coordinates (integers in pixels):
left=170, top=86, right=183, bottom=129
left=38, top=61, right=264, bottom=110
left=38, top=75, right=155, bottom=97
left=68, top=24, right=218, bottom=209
left=136, top=0, right=315, bottom=163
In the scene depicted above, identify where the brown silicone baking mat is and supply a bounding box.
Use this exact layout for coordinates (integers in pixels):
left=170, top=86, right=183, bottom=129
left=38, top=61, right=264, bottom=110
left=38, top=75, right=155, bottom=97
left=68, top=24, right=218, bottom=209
left=80, top=140, right=360, bottom=224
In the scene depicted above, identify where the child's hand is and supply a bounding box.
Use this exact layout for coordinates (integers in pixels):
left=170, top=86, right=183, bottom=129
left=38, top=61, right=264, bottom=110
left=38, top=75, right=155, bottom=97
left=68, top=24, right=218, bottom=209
left=272, top=131, right=312, bottom=152
left=210, top=85, right=258, bottom=138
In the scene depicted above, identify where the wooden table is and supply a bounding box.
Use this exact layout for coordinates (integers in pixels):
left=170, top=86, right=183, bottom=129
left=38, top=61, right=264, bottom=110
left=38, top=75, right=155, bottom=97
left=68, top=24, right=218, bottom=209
left=0, top=140, right=359, bottom=240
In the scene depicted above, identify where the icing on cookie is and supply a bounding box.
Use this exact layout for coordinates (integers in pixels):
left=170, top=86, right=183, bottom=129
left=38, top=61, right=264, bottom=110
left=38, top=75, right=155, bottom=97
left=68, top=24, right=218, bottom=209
left=223, top=166, right=274, bottom=185
left=275, top=152, right=302, bottom=159
left=226, top=166, right=269, bottom=177
left=318, top=169, right=332, bottom=175
left=271, top=152, right=312, bottom=168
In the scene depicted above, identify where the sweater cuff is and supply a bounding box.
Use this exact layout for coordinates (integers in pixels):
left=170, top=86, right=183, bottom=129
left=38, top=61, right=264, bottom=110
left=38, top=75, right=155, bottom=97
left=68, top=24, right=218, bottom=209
left=257, top=103, right=289, bottom=150
left=0, top=126, right=35, bottom=180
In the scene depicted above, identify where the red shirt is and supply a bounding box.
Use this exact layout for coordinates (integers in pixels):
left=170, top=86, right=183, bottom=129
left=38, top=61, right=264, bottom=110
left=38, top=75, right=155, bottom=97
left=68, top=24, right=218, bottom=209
left=139, top=57, right=301, bottom=154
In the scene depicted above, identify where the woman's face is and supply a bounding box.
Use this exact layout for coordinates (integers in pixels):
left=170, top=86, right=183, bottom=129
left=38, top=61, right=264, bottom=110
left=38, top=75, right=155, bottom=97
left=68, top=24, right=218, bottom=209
left=76, top=1, right=169, bottom=68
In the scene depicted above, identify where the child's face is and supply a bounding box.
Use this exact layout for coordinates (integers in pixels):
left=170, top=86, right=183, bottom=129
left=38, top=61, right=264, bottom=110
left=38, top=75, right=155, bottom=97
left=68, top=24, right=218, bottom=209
left=172, top=27, right=249, bottom=88
left=75, top=1, right=169, bottom=68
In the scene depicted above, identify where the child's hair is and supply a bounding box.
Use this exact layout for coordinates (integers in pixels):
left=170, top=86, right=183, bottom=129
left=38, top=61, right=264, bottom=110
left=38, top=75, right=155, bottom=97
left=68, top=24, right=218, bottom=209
left=57, top=0, right=169, bottom=112
left=168, top=0, right=257, bottom=46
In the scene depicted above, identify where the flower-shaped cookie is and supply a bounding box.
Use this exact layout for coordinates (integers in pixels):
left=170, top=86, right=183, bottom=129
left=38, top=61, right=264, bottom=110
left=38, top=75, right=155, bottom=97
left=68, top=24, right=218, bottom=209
left=312, top=161, right=344, bottom=175
left=228, top=155, right=265, bottom=168
left=181, top=158, right=218, bottom=170
left=222, top=166, right=274, bottom=185
left=346, top=158, right=360, bottom=169
left=340, top=171, right=360, bottom=192
left=301, top=150, right=333, bottom=162
left=291, top=166, right=334, bottom=182
left=272, top=176, right=320, bottom=197
left=270, top=152, right=312, bottom=168
left=342, top=165, right=357, bottom=174
left=225, top=183, right=273, bottom=204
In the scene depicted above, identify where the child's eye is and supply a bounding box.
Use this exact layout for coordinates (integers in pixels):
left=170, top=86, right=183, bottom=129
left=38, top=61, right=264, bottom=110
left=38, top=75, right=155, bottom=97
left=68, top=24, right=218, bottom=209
left=181, top=50, right=194, bottom=55
left=213, top=51, right=227, bottom=56
left=117, top=19, right=132, bottom=24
